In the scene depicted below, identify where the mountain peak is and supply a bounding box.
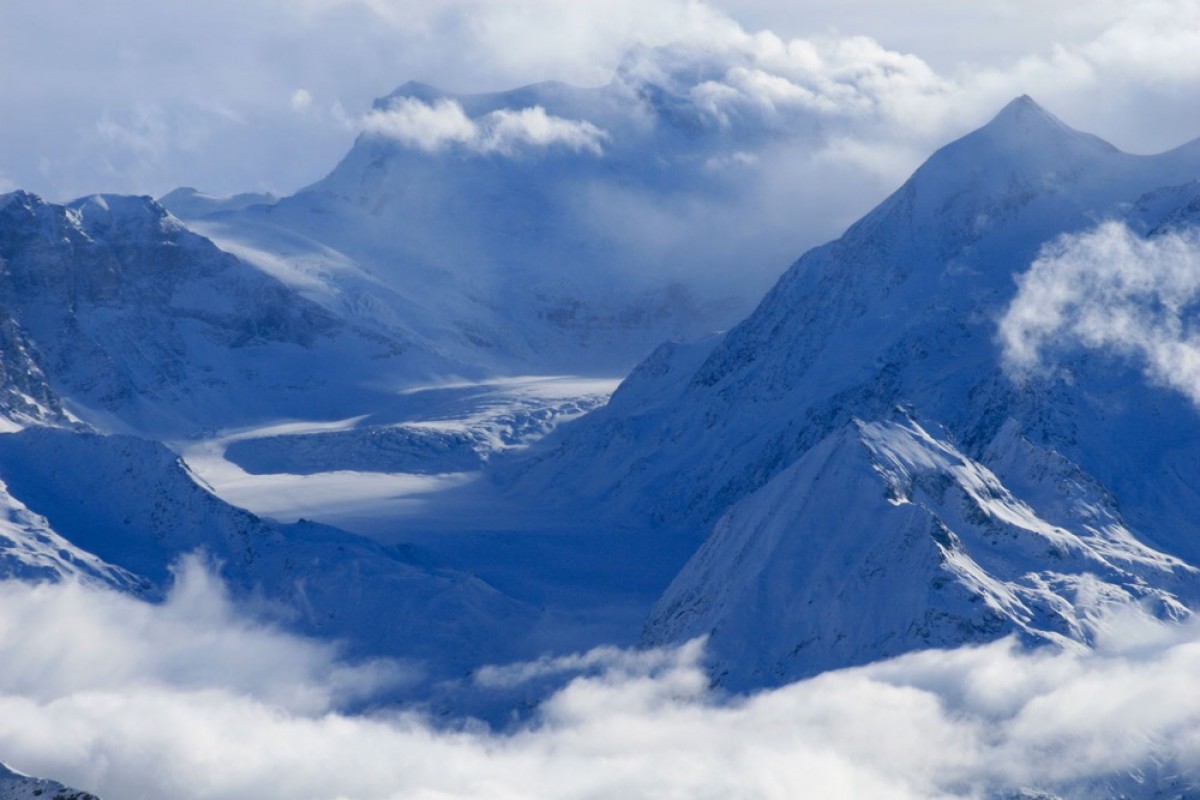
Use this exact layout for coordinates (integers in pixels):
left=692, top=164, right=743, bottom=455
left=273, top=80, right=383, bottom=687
left=985, top=94, right=1065, bottom=133
left=879, top=95, right=1124, bottom=234
left=972, top=94, right=1117, bottom=156
left=994, top=94, right=1047, bottom=119
left=65, top=194, right=179, bottom=237
left=374, top=80, right=449, bottom=110
left=0, top=189, right=43, bottom=213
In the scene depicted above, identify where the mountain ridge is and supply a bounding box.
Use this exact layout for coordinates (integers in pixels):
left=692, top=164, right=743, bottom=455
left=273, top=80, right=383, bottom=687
left=498, top=95, right=1200, bottom=685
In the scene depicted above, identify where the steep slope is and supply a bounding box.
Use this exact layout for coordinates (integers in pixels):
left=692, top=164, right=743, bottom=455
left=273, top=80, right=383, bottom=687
left=0, top=313, right=64, bottom=432
left=0, top=474, right=145, bottom=593
left=504, top=96, right=1200, bottom=681
left=508, top=97, right=1200, bottom=529
left=0, top=428, right=536, bottom=675
left=644, top=417, right=1197, bottom=689
left=0, top=191, right=438, bottom=436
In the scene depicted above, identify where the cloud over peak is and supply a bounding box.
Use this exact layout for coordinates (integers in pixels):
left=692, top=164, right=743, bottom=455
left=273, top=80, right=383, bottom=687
left=362, top=97, right=609, bottom=156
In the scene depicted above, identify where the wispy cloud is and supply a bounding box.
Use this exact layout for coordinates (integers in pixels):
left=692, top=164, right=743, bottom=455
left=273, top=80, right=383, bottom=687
left=1000, top=221, right=1200, bottom=406
left=362, top=97, right=609, bottom=156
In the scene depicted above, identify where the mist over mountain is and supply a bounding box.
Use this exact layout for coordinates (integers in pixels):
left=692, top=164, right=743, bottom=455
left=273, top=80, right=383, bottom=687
left=2, top=57, right=1200, bottom=797
left=157, top=39, right=960, bottom=378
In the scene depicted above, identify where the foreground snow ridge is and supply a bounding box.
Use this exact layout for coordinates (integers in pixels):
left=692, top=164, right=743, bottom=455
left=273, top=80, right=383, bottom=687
left=646, top=416, right=1197, bottom=688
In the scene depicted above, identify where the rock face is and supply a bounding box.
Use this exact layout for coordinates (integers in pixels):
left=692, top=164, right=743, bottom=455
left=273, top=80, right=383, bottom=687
left=505, top=96, right=1200, bottom=685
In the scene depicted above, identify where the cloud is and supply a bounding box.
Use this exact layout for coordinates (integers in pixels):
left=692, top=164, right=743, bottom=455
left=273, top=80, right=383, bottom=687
left=1080, top=0, right=1200, bottom=83
left=5, top=564, right=1200, bottom=799
left=481, top=106, right=609, bottom=155
left=1, top=0, right=1198, bottom=258
left=362, top=97, right=609, bottom=156
left=684, top=33, right=949, bottom=134
left=5, top=0, right=1200, bottom=201
left=289, top=88, right=314, bottom=112
left=95, top=105, right=173, bottom=165
left=999, top=222, right=1200, bottom=406
left=0, top=555, right=406, bottom=715
left=362, top=97, right=476, bottom=150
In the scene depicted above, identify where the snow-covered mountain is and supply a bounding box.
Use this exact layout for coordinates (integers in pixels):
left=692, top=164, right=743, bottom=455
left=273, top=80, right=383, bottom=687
left=506, top=96, right=1200, bottom=684
left=0, top=192, right=550, bottom=679
left=644, top=416, right=1197, bottom=689
left=0, top=187, right=625, bottom=699
left=160, top=51, right=836, bottom=376
left=0, top=763, right=97, bottom=800
left=0, top=426, right=538, bottom=678
left=0, top=190, right=451, bottom=436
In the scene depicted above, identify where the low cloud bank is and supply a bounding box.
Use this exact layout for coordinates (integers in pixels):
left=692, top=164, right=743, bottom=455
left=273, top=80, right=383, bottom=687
left=3, top=564, right=1200, bottom=798
left=1000, top=221, right=1200, bottom=406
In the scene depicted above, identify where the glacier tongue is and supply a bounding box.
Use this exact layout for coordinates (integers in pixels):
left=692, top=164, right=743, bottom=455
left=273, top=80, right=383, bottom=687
left=644, top=417, right=1198, bottom=690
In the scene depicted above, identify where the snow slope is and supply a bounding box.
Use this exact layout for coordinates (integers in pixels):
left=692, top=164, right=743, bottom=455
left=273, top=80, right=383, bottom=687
left=506, top=96, right=1200, bottom=683
left=0, top=763, right=97, bottom=800
left=644, top=417, right=1197, bottom=689
left=0, top=428, right=538, bottom=679
left=0, top=475, right=146, bottom=593
left=0, top=190, right=446, bottom=437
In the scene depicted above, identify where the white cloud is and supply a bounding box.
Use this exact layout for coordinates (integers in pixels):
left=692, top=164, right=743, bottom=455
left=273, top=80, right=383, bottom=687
left=362, top=97, right=476, bottom=151
left=1000, top=222, right=1200, bottom=406
left=362, top=97, right=609, bottom=156
left=290, top=88, right=314, bottom=112
left=1080, top=0, right=1200, bottom=83
left=0, top=555, right=406, bottom=715
left=4, top=565, right=1200, bottom=799
left=480, top=106, right=608, bottom=156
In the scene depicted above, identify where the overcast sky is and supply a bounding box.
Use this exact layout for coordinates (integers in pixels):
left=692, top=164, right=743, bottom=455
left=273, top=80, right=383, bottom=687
left=1, top=0, right=1198, bottom=202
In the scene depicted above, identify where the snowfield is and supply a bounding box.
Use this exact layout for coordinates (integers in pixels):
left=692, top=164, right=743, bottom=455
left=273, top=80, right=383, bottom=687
left=177, top=376, right=618, bottom=534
